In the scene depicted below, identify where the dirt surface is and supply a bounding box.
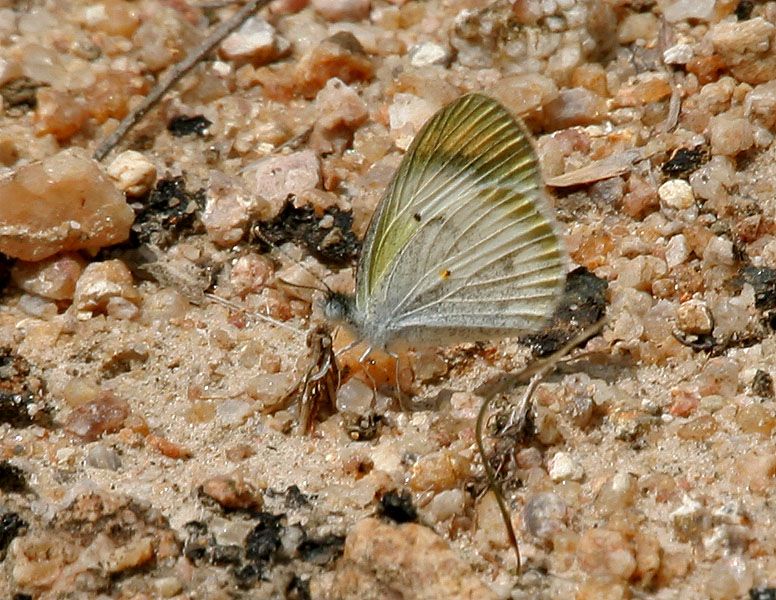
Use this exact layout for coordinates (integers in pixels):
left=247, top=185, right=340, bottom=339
left=2, top=0, right=776, bottom=599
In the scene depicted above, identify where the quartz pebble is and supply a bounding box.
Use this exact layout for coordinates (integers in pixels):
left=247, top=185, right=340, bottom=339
left=676, top=299, right=713, bottom=335
left=543, top=87, right=606, bottom=129
left=658, top=179, right=694, bottom=213
left=310, top=78, right=368, bottom=154
left=203, top=172, right=271, bottom=246
left=311, top=0, right=370, bottom=22
left=709, top=17, right=776, bottom=85
left=244, top=150, right=320, bottom=216
left=230, top=253, right=274, bottom=297
left=662, top=0, right=715, bottom=23
left=106, top=150, right=157, bottom=197
left=72, top=259, right=140, bottom=320
left=408, top=42, right=451, bottom=67
left=11, top=252, right=85, bottom=300
left=64, top=392, right=130, bottom=441
left=199, top=474, right=263, bottom=511
left=388, top=93, right=439, bottom=150
left=709, top=114, right=754, bottom=157
left=576, top=528, right=636, bottom=580
left=219, top=17, right=290, bottom=65
left=330, top=518, right=498, bottom=599
left=0, top=150, right=134, bottom=261
left=85, top=443, right=122, bottom=470
left=523, top=492, right=567, bottom=540
left=295, top=32, right=374, bottom=98
left=548, top=451, right=584, bottom=482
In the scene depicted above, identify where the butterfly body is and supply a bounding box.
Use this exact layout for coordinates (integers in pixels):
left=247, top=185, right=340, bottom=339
left=324, top=93, right=567, bottom=354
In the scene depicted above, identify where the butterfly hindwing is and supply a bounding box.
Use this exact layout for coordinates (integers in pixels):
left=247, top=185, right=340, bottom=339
left=357, top=93, right=567, bottom=341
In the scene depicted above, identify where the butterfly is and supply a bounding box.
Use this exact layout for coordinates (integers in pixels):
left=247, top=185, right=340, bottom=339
left=323, top=93, right=567, bottom=359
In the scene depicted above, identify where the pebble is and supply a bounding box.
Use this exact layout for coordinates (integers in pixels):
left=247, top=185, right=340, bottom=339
left=105, top=537, right=154, bottom=574
left=665, top=234, right=690, bottom=269
left=523, top=492, right=567, bottom=540
left=18, top=293, right=57, bottom=318
left=409, top=449, right=470, bottom=492
left=295, top=31, right=374, bottom=98
left=244, top=150, right=321, bottom=216
left=311, top=0, right=370, bottom=22
left=106, top=150, right=157, bottom=197
left=658, top=179, right=694, bottom=212
left=616, top=255, right=668, bottom=292
left=423, top=488, right=465, bottom=523
left=11, top=252, right=86, bottom=300
left=35, top=88, right=89, bottom=141
left=388, top=93, right=439, bottom=150
left=408, top=42, right=451, bottom=67
left=663, top=43, right=693, bottom=65
left=64, top=392, right=130, bottom=441
left=671, top=495, right=709, bottom=542
left=219, top=17, right=290, bottom=65
left=543, top=87, right=606, bottom=129
left=203, top=172, right=271, bottom=246
left=229, top=253, right=274, bottom=297
left=72, top=259, right=141, bottom=320
left=85, top=443, right=122, bottom=470
left=310, top=78, right=369, bottom=154
left=676, top=299, right=714, bottom=335
left=199, top=474, right=263, bottom=511
left=0, top=150, right=134, bottom=261
left=488, top=72, right=558, bottom=117
left=548, top=451, right=584, bottom=482
left=335, top=376, right=374, bottom=415
left=576, top=528, right=636, bottom=580
left=703, top=236, right=735, bottom=268
left=709, top=17, right=776, bottom=85
left=662, top=0, right=715, bottom=23
left=329, top=517, right=499, bottom=599
left=153, top=576, right=184, bottom=598
left=709, top=113, right=754, bottom=156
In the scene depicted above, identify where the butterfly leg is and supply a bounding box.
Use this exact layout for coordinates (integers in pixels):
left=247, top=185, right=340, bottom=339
left=356, top=345, right=378, bottom=409
left=386, top=349, right=409, bottom=412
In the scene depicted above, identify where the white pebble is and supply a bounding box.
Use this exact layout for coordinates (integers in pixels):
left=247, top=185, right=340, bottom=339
left=408, top=42, right=451, bottom=68
left=107, top=150, right=157, bottom=197
left=658, top=179, right=695, bottom=211
left=663, top=43, right=693, bottom=65
left=548, top=451, right=584, bottom=482
left=665, top=234, right=690, bottom=269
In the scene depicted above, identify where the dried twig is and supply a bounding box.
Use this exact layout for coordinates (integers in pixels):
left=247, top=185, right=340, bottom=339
left=93, top=0, right=271, bottom=162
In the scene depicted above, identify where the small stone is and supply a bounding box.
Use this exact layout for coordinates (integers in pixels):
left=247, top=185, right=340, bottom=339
left=488, top=73, right=558, bottom=118
left=106, top=150, right=157, bottom=197
left=11, top=252, right=86, bottom=300
left=335, top=377, right=374, bottom=415
left=310, top=78, right=369, bottom=154
left=244, top=150, right=320, bottom=216
left=663, top=0, right=715, bottom=23
left=596, top=473, right=637, bottom=514
left=709, top=113, right=754, bottom=156
left=105, top=537, right=154, bottom=574
left=388, top=93, right=439, bottom=150
left=230, top=253, right=274, bottom=297
left=219, top=17, right=290, bottom=65
left=543, top=87, right=607, bottom=129
left=64, top=392, right=130, bottom=441
left=85, top=443, right=122, bottom=470
left=615, top=73, right=672, bottom=107
left=73, top=259, right=140, bottom=320
left=709, top=17, right=776, bottom=85
left=617, top=12, right=658, bottom=44
left=0, top=150, right=135, bottom=261
left=676, top=299, right=714, bottom=335
left=154, top=576, right=184, bottom=598
left=216, top=398, right=255, bottom=426
left=203, top=172, right=272, bottom=246
left=408, top=42, right=451, bottom=67
left=147, top=434, right=193, bottom=459
left=666, top=234, right=690, bottom=269
left=750, top=369, right=774, bottom=398
left=17, top=294, right=57, bottom=318
left=663, top=43, right=694, bottom=65
left=311, top=0, right=370, bottom=21
left=199, top=474, right=263, bottom=511
left=295, top=32, right=374, bottom=98
left=548, top=451, right=584, bottom=482
left=409, top=449, right=470, bottom=492
left=577, top=528, right=636, bottom=580
left=739, top=450, right=776, bottom=494
left=671, top=495, right=709, bottom=542
left=34, top=88, right=88, bottom=141
left=424, top=489, right=465, bottom=523
left=659, top=179, right=695, bottom=213
left=745, top=81, right=776, bottom=129
left=703, top=236, right=735, bottom=267
left=735, top=404, right=776, bottom=437
left=330, top=518, right=499, bottom=599
left=616, top=256, right=668, bottom=292
left=523, top=492, right=567, bottom=541
left=677, top=414, right=718, bottom=440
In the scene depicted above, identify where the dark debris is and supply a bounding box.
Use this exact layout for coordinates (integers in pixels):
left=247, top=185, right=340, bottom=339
left=736, top=0, right=754, bottom=20
left=342, top=412, right=383, bottom=441
left=254, top=202, right=360, bottom=268
left=0, top=462, right=27, bottom=494
left=521, top=267, right=608, bottom=357
left=0, top=512, right=28, bottom=557
left=378, top=489, right=418, bottom=524
left=751, top=369, right=774, bottom=398
left=130, top=176, right=205, bottom=247
left=168, top=114, right=212, bottom=137
left=740, top=266, right=776, bottom=311
left=244, top=512, right=284, bottom=565
left=661, top=147, right=709, bottom=178
left=0, top=77, right=41, bottom=110
left=286, top=575, right=312, bottom=600
left=0, top=348, right=50, bottom=428
left=297, top=533, right=345, bottom=565
left=750, top=587, right=776, bottom=600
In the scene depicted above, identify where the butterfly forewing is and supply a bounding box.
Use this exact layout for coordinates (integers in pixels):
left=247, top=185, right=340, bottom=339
left=358, top=93, right=567, bottom=343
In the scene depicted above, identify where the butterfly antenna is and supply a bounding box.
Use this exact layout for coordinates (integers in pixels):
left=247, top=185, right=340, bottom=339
left=204, top=293, right=304, bottom=337
left=252, top=228, right=334, bottom=295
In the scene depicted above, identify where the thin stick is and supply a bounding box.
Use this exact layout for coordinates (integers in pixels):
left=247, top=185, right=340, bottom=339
left=93, top=0, right=271, bottom=162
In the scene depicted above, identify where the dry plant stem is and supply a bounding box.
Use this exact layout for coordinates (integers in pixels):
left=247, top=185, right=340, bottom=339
left=93, top=0, right=271, bottom=162
left=474, top=318, right=607, bottom=575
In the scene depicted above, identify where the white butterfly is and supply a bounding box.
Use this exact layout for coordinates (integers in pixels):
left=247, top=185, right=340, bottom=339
left=324, top=93, right=567, bottom=358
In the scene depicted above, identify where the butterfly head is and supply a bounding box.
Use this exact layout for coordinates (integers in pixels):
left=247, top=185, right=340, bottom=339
left=322, top=291, right=358, bottom=329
